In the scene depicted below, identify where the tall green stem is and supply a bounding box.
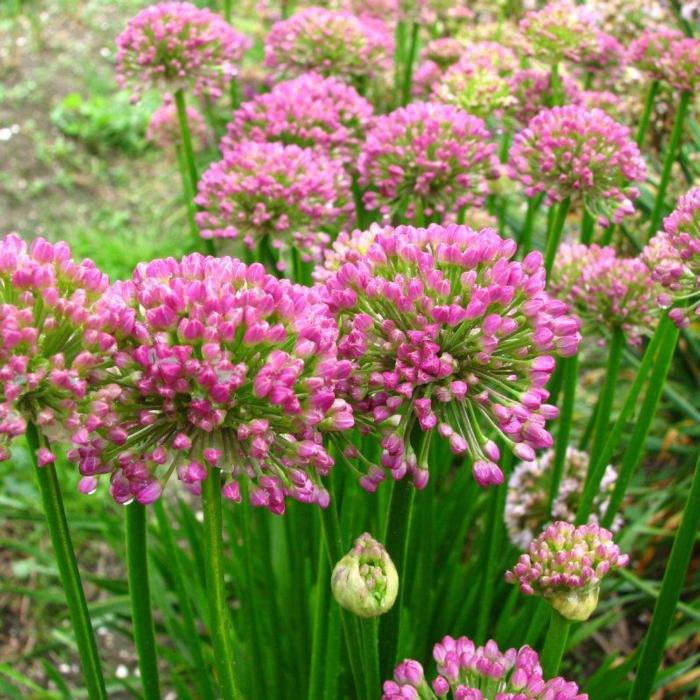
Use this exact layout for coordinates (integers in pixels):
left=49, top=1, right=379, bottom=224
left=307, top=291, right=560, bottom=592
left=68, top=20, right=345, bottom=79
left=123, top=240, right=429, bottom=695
left=628, top=450, right=700, bottom=700
left=379, top=478, right=415, bottom=678
left=576, top=328, right=625, bottom=523
left=518, top=194, right=544, bottom=255
left=648, top=91, right=691, bottom=238
left=308, top=538, right=330, bottom=700
left=401, top=23, right=420, bottom=106
left=202, top=470, right=242, bottom=699
left=361, top=618, right=380, bottom=700
left=580, top=210, right=594, bottom=244
left=550, top=62, right=563, bottom=106
left=601, top=320, right=680, bottom=527
left=540, top=610, right=571, bottom=678
left=548, top=355, right=579, bottom=510
left=636, top=80, right=659, bottom=147
left=125, top=503, right=161, bottom=700
left=544, top=197, right=571, bottom=277
left=175, top=144, right=200, bottom=249
left=222, top=0, right=232, bottom=22
left=28, top=424, right=107, bottom=700
left=319, top=491, right=367, bottom=699
left=175, top=88, right=215, bottom=256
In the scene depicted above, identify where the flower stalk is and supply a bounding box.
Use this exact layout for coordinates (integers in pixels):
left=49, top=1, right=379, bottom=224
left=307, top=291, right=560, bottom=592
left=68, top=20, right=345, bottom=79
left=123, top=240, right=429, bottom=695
left=636, top=80, right=659, bottom=147
left=544, top=197, right=571, bottom=276
left=28, top=423, right=107, bottom=700
left=125, top=502, right=161, bottom=700
left=540, top=610, right=571, bottom=678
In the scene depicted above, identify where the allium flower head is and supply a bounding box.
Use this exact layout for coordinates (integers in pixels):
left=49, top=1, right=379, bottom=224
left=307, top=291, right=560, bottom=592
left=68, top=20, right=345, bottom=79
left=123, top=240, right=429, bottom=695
left=551, top=243, right=660, bottom=345
left=518, top=2, right=602, bottom=65
left=412, top=39, right=465, bottom=98
left=116, top=1, right=251, bottom=102
left=146, top=93, right=208, bottom=151
left=263, top=7, right=392, bottom=83
left=195, top=141, right=352, bottom=266
left=572, top=89, right=625, bottom=121
left=629, top=27, right=700, bottom=92
left=383, top=636, right=587, bottom=699
left=319, top=223, right=581, bottom=491
left=0, top=235, right=109, bottom=463
left=70, top=255, right=354, bottom=511
left=222, top=72, right=373, bottom=165
left=643, top=187, right=700, bottom=327
left=331, top=532, right=398, bottom=617
left=506, top=521, right=629, bottom=621
left=508, top=106, right=647, bottom=225
left=358, top=102, right=499, bottom=224
left=506, top=447, right=620, bottom=550
left=433, top=44, right=517, bottom=118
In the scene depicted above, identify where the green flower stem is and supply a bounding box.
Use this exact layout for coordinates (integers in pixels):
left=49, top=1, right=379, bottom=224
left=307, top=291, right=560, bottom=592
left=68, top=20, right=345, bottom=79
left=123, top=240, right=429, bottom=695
left=518, top=196, right=541, bottom=254
left=125, top=503, right=161, bottom=700
left=476, top=452, right=512, bottom=643
left=222, top=0, right=232, bottom=22
left=550, top=62, right=563, bottom=106
left=599, top=224, right=615, bottom=246
left=636, top=80, right=659, bottom=147
left=540, top=610, right=571, bottom=678
left=401, top=23, right=420, bottom=106
left=379, top=477, right=415, bottom=679
left=600, top=322, right=680, bottom=528
left=580, top=210, right=595, bottom=245
left=175, top=88, right=215, bottom=256
left=544, top=197, right=571, bottom=277
left=547, top=354, right=579, bottom=511
left=153, top=500, right=216, bottom=700
left=175, top=144, right=200, bottom=246
left=319, top=493, right=367, bottom=700
left=648, top=91, right=692, bottom=238
left=586, top=326, right=625, bottom=476
left=308, top=538, right=331, bottom=700
left=28, top=423, right=107, bottom=700
left=628, top=448, right=700, bottom=700
left=352, top=175, right=368, bottom=229
left=361, top=618, right=380, bottom=700
left=576, top=327, right=634, bottom=522
left=202, top=469, right=242, bottom=700
left=394, top=21, right=407, bottom=105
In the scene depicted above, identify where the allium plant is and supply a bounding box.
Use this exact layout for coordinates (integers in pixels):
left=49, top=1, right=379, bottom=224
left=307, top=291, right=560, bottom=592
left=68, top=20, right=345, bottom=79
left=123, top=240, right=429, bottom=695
left=411, top=38, right=464, bottom=98
left=629, top=27, right=700, bottom=92
left=506, top=447, right=620, bottom=550
left=508, top=106, right=647, bottom=225
left=115, top=1, right=250, bottom=102
left=432, top=43, right=517, bottom=118
left=146, top=93, right=208, bottom=151
left=263, top=7, right=392, bottom=83
left=71, top=255, right=354, bottom=512
left=506, top=521, right=629, bottom=621
left=319, top=223, right=581, bottom=490
left=382, top=636, right=587, bottom=699
left=222, top=72, right=373, bottom=165
left=644, top=186, right=700, bottom=327
left=551, top=243, right=659, bottom=346
left=358, top=102, right=499, bottom=224
left=195, top=140, right=352, bottom=266
left=331, top=532, right=398, bottom=617
left=518, top=1, right=603, bottom=66
left=0, top=234, right=109, bottom=461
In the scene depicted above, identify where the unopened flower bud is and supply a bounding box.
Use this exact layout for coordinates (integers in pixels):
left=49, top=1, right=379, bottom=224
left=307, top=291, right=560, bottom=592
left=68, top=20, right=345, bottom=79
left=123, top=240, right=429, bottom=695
left=332, top=532, right=398, bottom=618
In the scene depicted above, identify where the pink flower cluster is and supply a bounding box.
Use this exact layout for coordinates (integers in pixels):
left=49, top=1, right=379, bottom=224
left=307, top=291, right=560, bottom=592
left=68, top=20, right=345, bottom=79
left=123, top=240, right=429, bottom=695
left=629, top=27, right=700, bottom=92
left=69, top=255, right=354, bottom=512
left=551, top=243, right=659, bottom=346
left=383, top=636, right=587, bottom=699
left=116, top=1, right=250, bottom=102
left=509, top=106, right=647, bottom=225
left=433, top=44, right=517, bottom=117
left=318, top=223, right=581, bottom=491
left=644, top=187, right=700, bottom=327
left=222, top=72, right=373, bottom=165
left=506, top=521, right=628, bottom=620
left=0, top=235, right=109, bottom=463
left=412, top=38, right=464, bottom=98
left=263, top=7, right=392, bottom=82
left=518, top=1, right=621, bottom=69
left=146, top=93, right=208, bottom=151
left=358, top=102, right=499, bottom=224
left=195, top=140, right=352, bottom=265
